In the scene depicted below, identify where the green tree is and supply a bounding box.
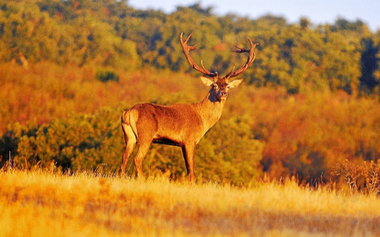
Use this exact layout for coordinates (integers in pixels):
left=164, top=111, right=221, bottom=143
left=360, top=37, right=379, bottom=92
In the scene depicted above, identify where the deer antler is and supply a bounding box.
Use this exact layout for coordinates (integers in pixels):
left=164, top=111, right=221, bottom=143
left=223, top=38, right=259, bottom=80
left=180, top=32, right=218, bottom=78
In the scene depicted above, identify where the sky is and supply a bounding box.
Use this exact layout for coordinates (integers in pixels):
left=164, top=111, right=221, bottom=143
left=128, top=0, right=380, bottom=32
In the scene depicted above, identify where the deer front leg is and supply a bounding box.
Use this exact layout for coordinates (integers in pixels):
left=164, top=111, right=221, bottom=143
left=182, top=143, right=196, bottom=182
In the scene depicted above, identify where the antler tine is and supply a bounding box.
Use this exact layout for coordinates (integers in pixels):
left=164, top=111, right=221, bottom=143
left=180, top=32, right=218, bottom=78
left=224, top=38, right=259, bottom=79
left=201, top=60, right=218, bottom=78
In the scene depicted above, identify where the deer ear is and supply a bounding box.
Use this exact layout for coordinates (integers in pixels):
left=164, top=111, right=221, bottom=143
left=228, top=79, right=243, bottom=88
left=200, top=76, right=214, bottom=86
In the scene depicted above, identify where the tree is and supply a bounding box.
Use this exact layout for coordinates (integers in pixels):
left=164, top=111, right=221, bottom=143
left=360, top=37, right=379, bottom=92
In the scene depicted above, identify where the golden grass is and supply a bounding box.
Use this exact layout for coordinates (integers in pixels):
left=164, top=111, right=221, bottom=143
left=1, top=170, right=380, bottom=237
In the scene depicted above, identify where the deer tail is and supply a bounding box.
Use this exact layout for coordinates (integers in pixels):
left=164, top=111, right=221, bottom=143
left=121, top=109, right=139, bottom=137
left=121, top=110, right=129, bottom=125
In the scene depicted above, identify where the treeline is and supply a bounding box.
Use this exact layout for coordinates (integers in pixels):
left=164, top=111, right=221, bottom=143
left=1, top=0, right=379, bottom=94
left=1, top=0, right=380, bottom=185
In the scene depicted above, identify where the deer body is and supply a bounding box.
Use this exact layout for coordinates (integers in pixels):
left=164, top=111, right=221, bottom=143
left=121, top=33, right=258, bottom=181
left=122, top=94, right=224, bottom=147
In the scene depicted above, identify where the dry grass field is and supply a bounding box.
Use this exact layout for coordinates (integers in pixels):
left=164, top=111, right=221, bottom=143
left=1, top=170, right=380, bottom=236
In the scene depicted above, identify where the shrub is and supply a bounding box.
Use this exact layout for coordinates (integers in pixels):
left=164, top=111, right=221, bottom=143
left=0, top=107, right=123, bottom=171
left=333, top=159, right=380, bottom=195
left=96, top=69, right=119, bottom=82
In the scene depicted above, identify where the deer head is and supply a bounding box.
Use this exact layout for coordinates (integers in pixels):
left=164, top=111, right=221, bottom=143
left=180, top=32, right=259, bottom=102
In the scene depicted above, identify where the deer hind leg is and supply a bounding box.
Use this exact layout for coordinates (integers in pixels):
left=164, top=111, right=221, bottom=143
left=121, top=123, right=136, bottom=176
left=133, top=141, right=151, bottom=179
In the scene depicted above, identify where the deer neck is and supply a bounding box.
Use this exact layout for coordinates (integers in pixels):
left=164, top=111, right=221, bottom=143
left=195, top=91, right=226, bottom=131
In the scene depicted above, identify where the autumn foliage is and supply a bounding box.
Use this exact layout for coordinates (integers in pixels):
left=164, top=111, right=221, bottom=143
left=1, top=61, right=380, bottom=186
left=1, top=0, right=380, bottom=187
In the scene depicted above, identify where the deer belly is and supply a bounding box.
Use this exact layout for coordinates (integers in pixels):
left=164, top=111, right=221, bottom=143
left=152, top=137, right=182, bottom=146
left=152, top=120, right=185, bottom=146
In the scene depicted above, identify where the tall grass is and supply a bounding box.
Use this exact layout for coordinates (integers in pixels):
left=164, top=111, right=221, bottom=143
left=1, top=170, right=379, bottom=236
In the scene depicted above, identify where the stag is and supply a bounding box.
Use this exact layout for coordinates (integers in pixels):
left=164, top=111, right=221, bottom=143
left=121, top=32, right=258, bottom=181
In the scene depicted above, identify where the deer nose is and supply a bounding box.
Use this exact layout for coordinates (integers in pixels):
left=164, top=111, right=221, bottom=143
left=220, top=91, right=227, bottom=97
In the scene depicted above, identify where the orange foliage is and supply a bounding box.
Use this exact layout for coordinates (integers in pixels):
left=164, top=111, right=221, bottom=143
left=2, top=61, right=380, bottom=182
left=0, top=62, right=197, bottom=135
left=257, top=90, right=380, bottom=180
left=219, top=85, right=380, bottom=181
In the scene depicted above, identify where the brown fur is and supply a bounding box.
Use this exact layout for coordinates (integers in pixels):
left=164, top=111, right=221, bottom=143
left=121, top=85, right=228, bottom=181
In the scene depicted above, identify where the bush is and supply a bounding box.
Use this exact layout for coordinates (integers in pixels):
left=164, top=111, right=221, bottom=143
left=333, top=159, right=380, bottom=195
left=96, top=69, right=119, bottom=82
left=1, top=107, right=123, bottom=172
